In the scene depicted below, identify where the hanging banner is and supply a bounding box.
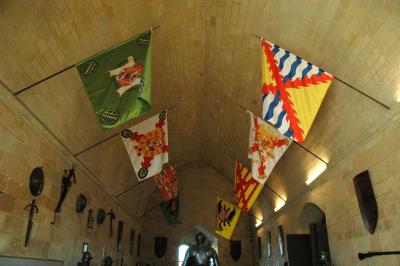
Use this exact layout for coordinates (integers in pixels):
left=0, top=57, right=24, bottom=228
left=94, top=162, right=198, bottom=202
left=261, top=39, right=333, bottom=143
left=216, top=197, right=241, bottom=240
left=154, top=165, right=178, bottom=202
left=121, top=111, right=168, bottom=180
left=76, top=30, right=152, bottom=129
left=234, top=161, right=263, bottom=212
left=160, top=195, right=179, bottom=224
left=249, top=113, right=292, bottom=184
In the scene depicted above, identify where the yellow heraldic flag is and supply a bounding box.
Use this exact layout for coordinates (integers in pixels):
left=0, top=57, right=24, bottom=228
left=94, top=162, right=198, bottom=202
left=216, top=197, right=241, bottom=240
left=261, top=40, right=334, bottom=143
left=234, top=161, right=263, bottom=212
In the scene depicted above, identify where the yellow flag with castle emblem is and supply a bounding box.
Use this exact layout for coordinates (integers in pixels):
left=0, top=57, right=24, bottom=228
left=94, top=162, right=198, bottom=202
left=215, top=197, right=241, bottom=240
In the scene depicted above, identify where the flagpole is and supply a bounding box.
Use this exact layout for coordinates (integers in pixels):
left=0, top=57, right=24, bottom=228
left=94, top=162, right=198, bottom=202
left=74, top=106, right=175, bottom=157
left=14, top=25, right=162, bottom=96
left=253, top=34, right=390, bottom=110
left=238, top=104, right=328, bottom=166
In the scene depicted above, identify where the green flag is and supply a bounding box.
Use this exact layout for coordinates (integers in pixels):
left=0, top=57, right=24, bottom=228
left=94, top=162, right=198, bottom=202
left=76, top=30, right=152, bottom=129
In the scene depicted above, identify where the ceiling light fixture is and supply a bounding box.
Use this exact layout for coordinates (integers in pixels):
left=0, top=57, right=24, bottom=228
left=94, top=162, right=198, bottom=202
left=305, top=163, right=328, bottom=185
left=397, top=94, right=400, bottom=103
left=274, top=199, right=286, bottom=212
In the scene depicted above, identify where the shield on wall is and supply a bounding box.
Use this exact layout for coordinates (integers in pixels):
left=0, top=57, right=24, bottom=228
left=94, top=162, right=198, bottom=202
left=230, top=240, right=241, bottom=261
left=29, top=167, right=44, bottom=196
left=130, top=230, right=135, bottom=256
left=353, top=170, right=378, bottom=234
left=117, top=221, right=124, bottom=251
left=154, top=237, right=168, bottom=258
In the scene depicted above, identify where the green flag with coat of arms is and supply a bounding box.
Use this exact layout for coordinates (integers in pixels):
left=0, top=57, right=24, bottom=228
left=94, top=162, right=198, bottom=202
left=76, top=30, right=152, bottom=129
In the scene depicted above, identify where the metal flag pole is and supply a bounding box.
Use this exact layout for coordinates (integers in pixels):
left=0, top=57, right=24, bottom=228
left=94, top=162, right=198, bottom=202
left=74, top=105, right=175, bottom=157
left=253, top=33, right=390, bottom=110
left=14, top=25, right=162, bottom=96
left=238, top=104, right=328, bottom=165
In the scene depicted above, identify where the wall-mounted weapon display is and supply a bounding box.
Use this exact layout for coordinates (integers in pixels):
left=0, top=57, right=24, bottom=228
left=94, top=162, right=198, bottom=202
left=103, top=256, right=113, bottom=266
left=24, top=199, right=39, bottom=247
left=359, top=251, right=400, bottom=260
left=51, top=164, right=76, bottom=225
left=29, top=167, right=44, bottom=196
left=117, top=221, right=124, bottom=251
left=76, top=194, right=87, bottom=213
left=86, top=209, right=94, bottom=232
left=97, top=208, right=106, bottom=225
left=107, top=209, right=116, bottom=238
left=130, top=230, right=135, bottom=256
left=353, top=170, right=378, bottom=234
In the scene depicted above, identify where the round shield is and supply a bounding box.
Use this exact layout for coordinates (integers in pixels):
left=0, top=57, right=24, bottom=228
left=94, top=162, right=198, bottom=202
left=138, top=168, right=148, bottom=179
left=29, top=167, right=44, bottom=196
left=159, top=111, right=167, bottom=121
left=121, top=129, right=133, bottom=138
left=76, top=194, right=87, bottom=213
left=97, top=208, right=106, bottom=225
left=100, top=109, right=119, bottom=126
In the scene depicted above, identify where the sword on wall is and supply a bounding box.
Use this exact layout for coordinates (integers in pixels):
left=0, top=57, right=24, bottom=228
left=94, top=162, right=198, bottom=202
left=24, top=199, right=39, bottom=247
left=359, top=251, right=400, bottom=260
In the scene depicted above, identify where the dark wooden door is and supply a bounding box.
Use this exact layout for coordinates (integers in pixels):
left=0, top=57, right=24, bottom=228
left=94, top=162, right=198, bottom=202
left=310, top=222, right=331, bottom=266
left=286, top=234, right=312, bottom=266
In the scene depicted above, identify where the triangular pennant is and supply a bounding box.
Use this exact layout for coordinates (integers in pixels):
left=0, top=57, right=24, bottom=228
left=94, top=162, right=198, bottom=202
left=215, top=197, right=241, bottom=240
left=234, top=161, right=263, bottom=212
left=154, top=165, right=178, bottom=202
left=261, top=39, right=333, bottom=143
left=76, top=30, right=152, bottom=129
left=248, top=113, right=292, bottom=184
left=121, top=111, right=168, bottom=181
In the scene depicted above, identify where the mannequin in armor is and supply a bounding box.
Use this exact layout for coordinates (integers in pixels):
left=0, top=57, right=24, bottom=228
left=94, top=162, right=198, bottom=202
left=182, top=233, right=220, bottom=266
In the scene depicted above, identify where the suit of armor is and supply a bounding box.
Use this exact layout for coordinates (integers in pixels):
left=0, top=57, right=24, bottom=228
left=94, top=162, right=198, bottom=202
left=182, top=233, right=220, bottom=266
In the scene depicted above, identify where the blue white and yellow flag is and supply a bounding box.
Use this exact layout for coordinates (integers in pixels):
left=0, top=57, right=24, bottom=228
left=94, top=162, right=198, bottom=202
left=261, top=40, right=333, bottom=143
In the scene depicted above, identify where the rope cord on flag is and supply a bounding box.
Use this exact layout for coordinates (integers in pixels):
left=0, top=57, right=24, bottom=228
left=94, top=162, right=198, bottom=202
left=238, top=104, right=328, bottom=166
left=253, top=33, right=390, bottom=110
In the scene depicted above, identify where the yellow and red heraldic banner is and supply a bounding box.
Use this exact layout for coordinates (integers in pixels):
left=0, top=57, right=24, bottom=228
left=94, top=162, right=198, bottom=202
left=234, top=161, right=263, bottom=212
left=121, top=111, right=168, bottom=181
left=216, top=197, right=241, bottom=240
left=261, top=39, right=334, bottom=143
left=249, top=113, right=292, bottom=184
left=154, top=165, right=178, bottom=202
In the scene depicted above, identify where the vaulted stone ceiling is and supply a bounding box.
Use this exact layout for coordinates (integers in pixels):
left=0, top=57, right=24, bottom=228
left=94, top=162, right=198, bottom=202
left=1, top=0, right=399, bottom=220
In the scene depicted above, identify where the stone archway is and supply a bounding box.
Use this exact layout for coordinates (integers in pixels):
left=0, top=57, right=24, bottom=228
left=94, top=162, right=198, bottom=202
left=298, top=202, right=326, bottom=231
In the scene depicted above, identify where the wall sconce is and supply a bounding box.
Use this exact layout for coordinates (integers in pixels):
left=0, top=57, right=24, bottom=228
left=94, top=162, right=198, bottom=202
left=305, top=162, right=327, bottom=185
left=274, top=198, right=286, bottom=212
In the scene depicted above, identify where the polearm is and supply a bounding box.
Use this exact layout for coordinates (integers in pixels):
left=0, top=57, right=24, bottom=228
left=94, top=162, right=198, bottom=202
left=24, top=199, right=38, bottom=247
left=51, top=164, right=76, bottom=224
left=107, top=209, right=116, bottom=238
left=359, top=251, right=400, bottom=260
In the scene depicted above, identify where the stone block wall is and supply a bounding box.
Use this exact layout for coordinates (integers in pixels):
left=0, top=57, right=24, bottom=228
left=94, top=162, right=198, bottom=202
left=140, top=163, right=255, bottom=266
left=256, top=114, right=400, bottom=266
left=0, top=97, right=141, bottom=265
